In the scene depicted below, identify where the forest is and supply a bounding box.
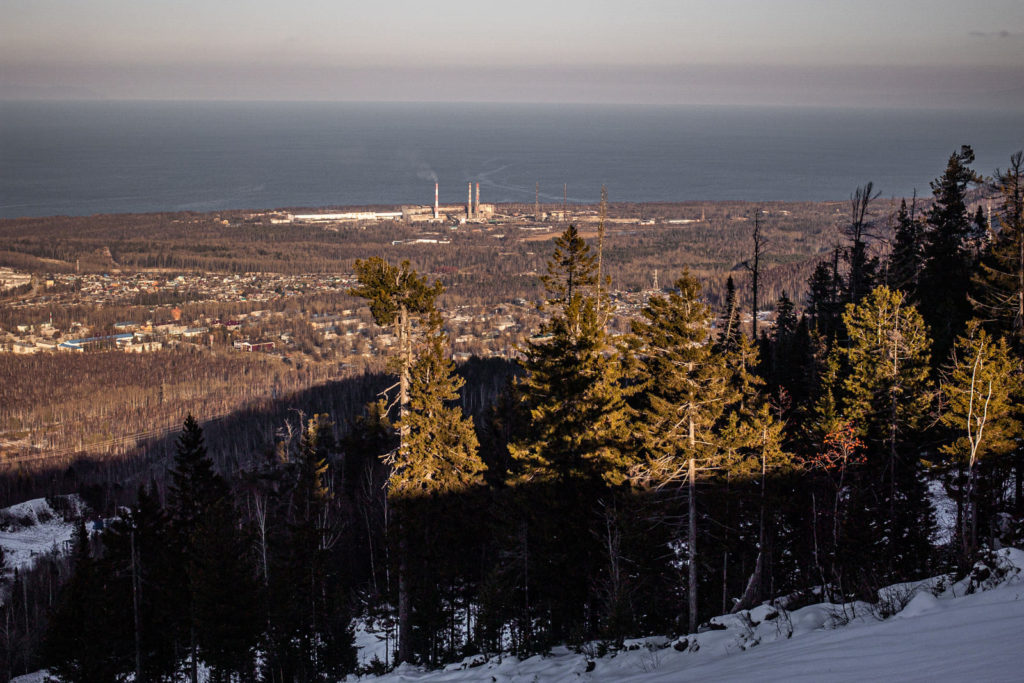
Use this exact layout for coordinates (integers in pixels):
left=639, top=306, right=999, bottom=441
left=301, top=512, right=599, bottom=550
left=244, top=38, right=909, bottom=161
left=1, top=146, right=1022, bottom=682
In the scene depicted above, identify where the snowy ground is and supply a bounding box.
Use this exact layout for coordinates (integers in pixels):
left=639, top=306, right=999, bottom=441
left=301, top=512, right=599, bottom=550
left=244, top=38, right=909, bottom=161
left=362, top=548, right=1024, bottom=683
left=9, top=493, right=1022, bottom=683
left=0, top=496, right=84, bottom=574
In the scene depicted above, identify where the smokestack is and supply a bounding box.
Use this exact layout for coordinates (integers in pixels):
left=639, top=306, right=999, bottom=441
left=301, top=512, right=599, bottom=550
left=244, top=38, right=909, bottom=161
left=475, top=182, right=480, bottom=216
left=434, top=182, right=439, bottom=219
left=467, top=182, right=473, bottom=218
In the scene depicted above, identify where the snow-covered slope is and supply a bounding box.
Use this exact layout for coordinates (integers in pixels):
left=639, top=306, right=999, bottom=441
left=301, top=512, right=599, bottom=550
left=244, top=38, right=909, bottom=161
left=366, top=548, right=1024, bottom=683
left=0, top=496, right=84, bottom=574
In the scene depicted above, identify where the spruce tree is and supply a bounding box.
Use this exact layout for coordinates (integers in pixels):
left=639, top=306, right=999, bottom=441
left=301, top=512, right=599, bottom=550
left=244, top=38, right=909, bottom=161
left=166, top=414, right=237, bottom=683
left=351, top=259, right=483, bottom=664
left=806, top=248, right=844, bottom=342
left=919, top=145, right=981, bottom=362
left=392, top=327, right=485, bottom=496
left=507, top=225, right=631, bottom=647
left=716, top=275, right=743, bottom=353
left=888, top=196, right=926, bottom=296
left=840, top=286, right=934, bottom=580
left=267, top=415, right=356, bottom=681
left=510, top=225, right=632, bottom=487
left=43, top=518, right=123, bottom=682
left=100, top=483, right=178, bottom=682
left=973, top=151, right=1024, bottom=351
left=631, top=270, right=733, bottom=633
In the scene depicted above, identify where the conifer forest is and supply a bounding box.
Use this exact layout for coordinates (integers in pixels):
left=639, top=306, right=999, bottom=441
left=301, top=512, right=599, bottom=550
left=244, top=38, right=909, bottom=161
left=1, top=146, right=1023, bottom=682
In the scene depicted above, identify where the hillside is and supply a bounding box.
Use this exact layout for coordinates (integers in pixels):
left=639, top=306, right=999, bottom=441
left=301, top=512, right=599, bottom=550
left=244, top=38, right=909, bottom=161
left=363, top=549, right=1024, bottom=683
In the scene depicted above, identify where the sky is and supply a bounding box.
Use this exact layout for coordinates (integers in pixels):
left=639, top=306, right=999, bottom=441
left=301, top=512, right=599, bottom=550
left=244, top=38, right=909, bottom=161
left=2, top=0, right=1023, bottom=107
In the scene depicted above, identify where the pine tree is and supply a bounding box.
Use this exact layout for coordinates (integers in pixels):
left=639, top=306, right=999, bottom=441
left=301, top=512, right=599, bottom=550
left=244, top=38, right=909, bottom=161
left=351, top=258, right=446, bottom=664
left=350, top=258, right=444, bottom=459
left=940, top=324, right=1021, bottom=560
left=351, top=259, right=484, bottom=664
left=631, top=271, right=733, bottom=633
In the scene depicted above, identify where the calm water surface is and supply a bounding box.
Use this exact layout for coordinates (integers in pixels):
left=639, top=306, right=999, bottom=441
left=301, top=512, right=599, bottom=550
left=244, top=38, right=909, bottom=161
left=1, top=101, right=1021, bottom=218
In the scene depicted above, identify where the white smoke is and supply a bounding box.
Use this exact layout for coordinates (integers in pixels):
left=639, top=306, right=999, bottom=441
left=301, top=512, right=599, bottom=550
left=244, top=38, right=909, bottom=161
left=415, top=163, right=438, bottom=183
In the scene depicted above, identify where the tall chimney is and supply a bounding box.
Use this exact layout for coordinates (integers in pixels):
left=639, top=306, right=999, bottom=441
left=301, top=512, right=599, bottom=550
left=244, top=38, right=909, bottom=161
left=467, top=182, right=473, bottom=218
left=475, top=182, right=480, bottom=216
left=434, top=182, right=439, bottom=219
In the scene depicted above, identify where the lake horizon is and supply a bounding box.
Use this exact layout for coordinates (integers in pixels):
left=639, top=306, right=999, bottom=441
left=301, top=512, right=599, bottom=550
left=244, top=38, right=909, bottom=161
left=2, top=100, right=1022, bottom=219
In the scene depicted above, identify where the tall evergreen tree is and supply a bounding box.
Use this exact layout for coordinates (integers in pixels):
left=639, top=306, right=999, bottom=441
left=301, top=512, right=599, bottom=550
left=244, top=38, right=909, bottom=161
left=350, top=258, right=445, bottom=664
left=716, top=275, right=743, bottom=353
left=166, top=414, right=254, bottom=683
left=840, top=286, right=934, bottom=581
left=974, top=151, right=1024, bottom=351
left=919, top=145, right=981, bottom=362
left=43, top=519, right=123, bottom=682
left=631, top=271, right=734, bottom=633
left=266, top=415, right=356, bottom=682
left=100, top=483, right=179, bottom=683
left=506, top=226, right=632, bottom=648
left=510, top=225, right=632, bottom=487
left=806, top=248, right=844, bottom=342
left=888, top=196, right=926, bottom=296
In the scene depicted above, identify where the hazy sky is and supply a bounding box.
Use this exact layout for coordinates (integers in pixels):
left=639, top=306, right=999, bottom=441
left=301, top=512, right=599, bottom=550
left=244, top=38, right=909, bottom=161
left=3, top=0, right=1023, bottom=106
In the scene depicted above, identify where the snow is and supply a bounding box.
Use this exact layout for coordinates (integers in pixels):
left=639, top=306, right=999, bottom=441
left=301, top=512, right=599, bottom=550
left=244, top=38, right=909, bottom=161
left=358, top=548, right=1024, bottom=683
left=0, top=496, right=84, bottom=574
left=928, top=479, right=958, bottom=545
left=354, top=617, right=398, bottom=671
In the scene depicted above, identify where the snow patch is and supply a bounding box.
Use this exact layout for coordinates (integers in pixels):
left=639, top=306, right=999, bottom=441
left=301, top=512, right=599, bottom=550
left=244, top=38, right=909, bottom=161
left=0, top=496, right=85, bottom=574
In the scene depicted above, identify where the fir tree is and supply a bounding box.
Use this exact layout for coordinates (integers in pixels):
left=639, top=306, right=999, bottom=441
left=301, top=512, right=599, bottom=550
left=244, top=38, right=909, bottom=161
left=266, top=415, right=356, bottom=681
left=806, top=248, right=844, bottom=342
left=166, top=414, right=235, bottom=683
